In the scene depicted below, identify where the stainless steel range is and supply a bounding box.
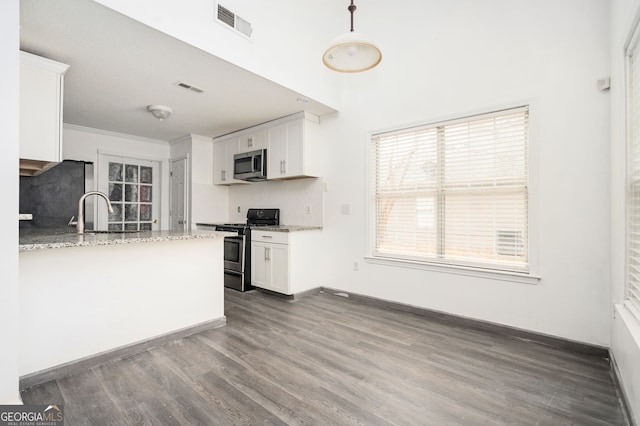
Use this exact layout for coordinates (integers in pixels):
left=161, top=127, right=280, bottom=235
left=214, top=208, right=280, bottom=291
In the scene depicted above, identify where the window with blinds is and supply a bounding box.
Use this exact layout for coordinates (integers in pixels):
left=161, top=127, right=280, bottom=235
left=372, top=106, right=529, bottom=273
left=626, top=32, right=640, bottom=321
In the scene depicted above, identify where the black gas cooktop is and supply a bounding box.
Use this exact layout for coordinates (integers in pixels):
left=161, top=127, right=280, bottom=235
left=214, top=208, right=280, bottom=232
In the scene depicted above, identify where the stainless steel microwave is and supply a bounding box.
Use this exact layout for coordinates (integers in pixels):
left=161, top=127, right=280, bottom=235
left=234, top=149, right=267, bottom=181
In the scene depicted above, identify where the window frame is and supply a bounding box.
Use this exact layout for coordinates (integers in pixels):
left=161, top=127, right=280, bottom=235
left=365, top=103, right=540, bottom=284
left=624, top=20, right=640, bottom=322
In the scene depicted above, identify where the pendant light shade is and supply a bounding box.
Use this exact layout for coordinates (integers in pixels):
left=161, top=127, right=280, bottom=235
left=323, top=1, right=381, bottom=73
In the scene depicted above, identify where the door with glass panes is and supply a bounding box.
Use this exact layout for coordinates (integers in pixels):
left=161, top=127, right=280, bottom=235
left=98, top=155, right=160, bottom=231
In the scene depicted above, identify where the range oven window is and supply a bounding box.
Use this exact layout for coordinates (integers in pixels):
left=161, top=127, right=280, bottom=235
left=224, top=238, right=241, bottom=263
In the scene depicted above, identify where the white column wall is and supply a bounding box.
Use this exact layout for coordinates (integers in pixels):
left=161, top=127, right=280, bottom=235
left=0, top=0, right=21, bottom=404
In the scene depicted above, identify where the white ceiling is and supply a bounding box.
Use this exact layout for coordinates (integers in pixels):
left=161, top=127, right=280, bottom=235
left=19, top=0, right=336, bottom=142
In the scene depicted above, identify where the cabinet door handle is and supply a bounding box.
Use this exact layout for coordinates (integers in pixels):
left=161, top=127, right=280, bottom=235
left=222, top=170, right=226, bottom=181
left=265, top=247, right=271, bottom=261
left=280, top=160, right=284, bottom=174
left=262, top=235, right=273, bottom=239
left=282, top=160, right=287, bottom=173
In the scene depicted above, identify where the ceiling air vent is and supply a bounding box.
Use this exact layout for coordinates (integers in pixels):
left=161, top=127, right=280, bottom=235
left=217, top=3, right=253, bottom=38
left=174, top=81, right=204, bottom=94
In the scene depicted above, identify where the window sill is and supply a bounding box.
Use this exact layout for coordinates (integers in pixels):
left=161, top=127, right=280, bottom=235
left=364, top=256, right=541, bottom=285
left=617, top=303, right=640, bottom=349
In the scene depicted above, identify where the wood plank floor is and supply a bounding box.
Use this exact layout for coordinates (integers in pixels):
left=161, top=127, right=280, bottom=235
left=21, top=288, right=627, bottom=425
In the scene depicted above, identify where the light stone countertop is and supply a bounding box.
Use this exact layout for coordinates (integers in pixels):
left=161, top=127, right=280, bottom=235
left=19, top=229, right=233, bottom=252
left=250, top=225, right=323, bottom=232
left=196, top=223, right=323, bottom=233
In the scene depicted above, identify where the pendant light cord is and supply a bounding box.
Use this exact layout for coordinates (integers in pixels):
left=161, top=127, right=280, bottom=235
left=348, top=0, right=356, bottom=32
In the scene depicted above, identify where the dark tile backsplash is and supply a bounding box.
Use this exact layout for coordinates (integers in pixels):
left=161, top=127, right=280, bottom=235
left=20, top=160, right=86, bottom=230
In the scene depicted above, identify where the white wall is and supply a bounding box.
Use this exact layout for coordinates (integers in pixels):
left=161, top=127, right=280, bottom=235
left=93, top=0, right=342, bottom=111
left=63, top=125, right=172, bottom=229
left=0, top=0, right=21, bottom=404
left=610, top=0, right=640, bottom=421
left=228, top=178, right=324, bottom=226
left=319, top=0, right=611, bottom=346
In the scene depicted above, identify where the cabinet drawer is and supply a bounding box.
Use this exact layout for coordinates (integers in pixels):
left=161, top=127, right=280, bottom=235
left=251, top=231, right=288, bottom=244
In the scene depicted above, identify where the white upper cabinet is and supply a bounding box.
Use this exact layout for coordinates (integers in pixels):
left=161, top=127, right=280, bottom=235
left=20, top=52, right=69, bottom=162
left=213, top=137, right=248, bottom=185
left=237, top=130, right=266, bottom=153
left=213, top=111, right=321, bottom=185
left=213, top=138, right=232, bottom=185
left=267, top=113, right=320, bottom=180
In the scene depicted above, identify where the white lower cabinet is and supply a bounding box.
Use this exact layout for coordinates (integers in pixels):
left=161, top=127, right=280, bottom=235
left=252, top=239, right=289, bottom=294
left=251, top=230, right=321, bottom=295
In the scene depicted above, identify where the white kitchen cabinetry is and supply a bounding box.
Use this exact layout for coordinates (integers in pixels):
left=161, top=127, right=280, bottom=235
left=237, top=130, right=266, bottom=153
left=20, top=51, right=69, bottom=162
left=267, top=113, right=320, bottom=180
left=213, top=111, right=321, bottom=185
left=252, top=233, right=289, bottom=294
left=251, top=230, right=322, bottom=295
left=213, top=138, right=247, bottom=185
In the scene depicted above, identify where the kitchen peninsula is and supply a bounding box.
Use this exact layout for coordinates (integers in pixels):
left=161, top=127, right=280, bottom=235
left=19, top=229, right=229, bottom=382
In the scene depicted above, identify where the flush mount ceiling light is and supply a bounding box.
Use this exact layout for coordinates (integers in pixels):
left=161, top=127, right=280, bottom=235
left=322, top=0, right=382, bottom=73
left=147, top=105, right=172, bottom=121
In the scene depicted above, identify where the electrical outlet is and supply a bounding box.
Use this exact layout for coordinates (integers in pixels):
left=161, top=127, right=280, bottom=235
left=353, top=261, right=359, bottom=271
left=305, top=205, right=312, bottom=214
left=341, top=204, right=351, bottom=215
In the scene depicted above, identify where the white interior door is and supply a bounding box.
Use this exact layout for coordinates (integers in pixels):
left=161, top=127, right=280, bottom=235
left=170, top=157, right=188, bottom=231
left=98, top=154, right=161, bottom=231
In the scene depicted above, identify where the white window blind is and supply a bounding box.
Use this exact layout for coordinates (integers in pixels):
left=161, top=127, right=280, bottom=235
left=372, top=106, right=529, bottom=273
left=626, top=34, right=640, bottom=321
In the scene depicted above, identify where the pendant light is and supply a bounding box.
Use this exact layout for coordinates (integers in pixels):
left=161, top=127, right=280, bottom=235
left=323, top=0, right=382, bottom=73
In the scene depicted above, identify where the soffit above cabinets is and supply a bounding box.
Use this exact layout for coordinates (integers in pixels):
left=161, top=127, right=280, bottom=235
left=19, top=0, right=336, bottom=142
